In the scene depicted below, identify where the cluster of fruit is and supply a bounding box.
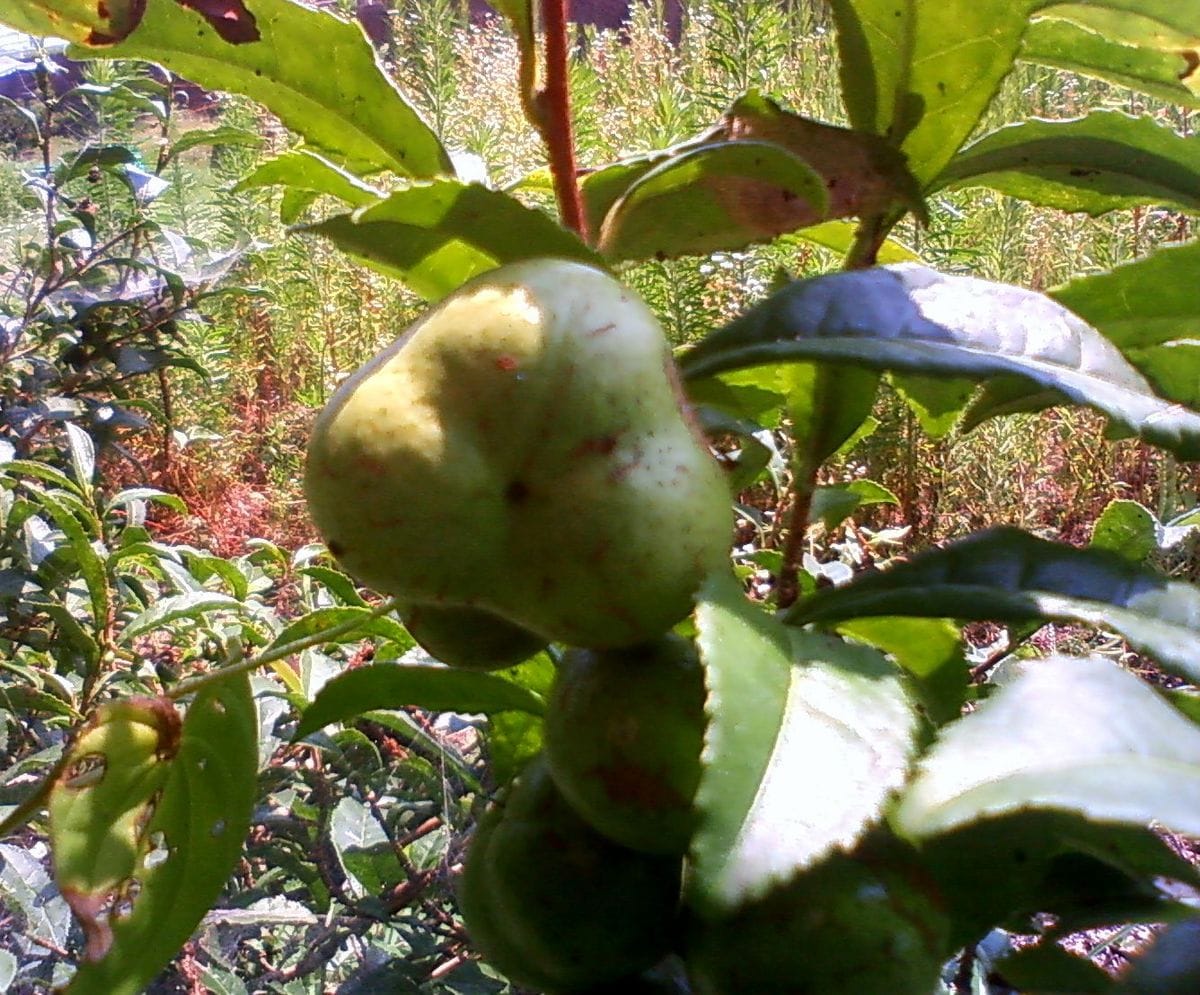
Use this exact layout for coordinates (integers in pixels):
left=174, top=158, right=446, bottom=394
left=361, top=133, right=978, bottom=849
left=304, top=260, right=944, bottom=993
left=303, top=259, right=730, bottom=991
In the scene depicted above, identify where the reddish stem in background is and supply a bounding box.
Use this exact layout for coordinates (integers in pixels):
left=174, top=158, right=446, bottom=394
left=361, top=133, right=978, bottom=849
left=536, top=0, right=589, bottom=242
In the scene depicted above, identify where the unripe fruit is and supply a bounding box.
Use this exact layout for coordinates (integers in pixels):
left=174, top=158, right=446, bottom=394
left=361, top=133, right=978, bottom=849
left=544, top=634, right=705, bottom=854
left=459, top=757, right=682, bottom=993
left=401, top=603, right=546, bottom=670
left=685, top=844, right=950, bottom=995
left=305, top=259, right=731, bottom=648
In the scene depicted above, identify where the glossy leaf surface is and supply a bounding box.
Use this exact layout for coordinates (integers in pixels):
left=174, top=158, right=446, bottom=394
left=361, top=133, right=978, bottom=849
left=294, top=662, right=545, bottom=741
left=934, top=111, right=1200, bottom=216
left=59, top=677, right=256, bottom=995
left=690, top=574, right=915, bottom=914
left=305, top=181, right=601, bottom=300
left=789, top=526, right=1200, bottom=683
left=894, top=656, right=1200, bottom=838
left=679, top=264, right=1200, bottom=460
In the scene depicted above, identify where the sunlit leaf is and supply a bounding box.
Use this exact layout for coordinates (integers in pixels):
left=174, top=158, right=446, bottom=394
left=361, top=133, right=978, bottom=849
left=597, top=140, right=829, bottom=262
left=294, top=662, right=545, bottom=741
left=55, top=677, right=256, bottom=994
left=118, top=592, right=242, bottom=644
left=789, top=526, right=1200, bottom=684
left=933, top=111, right=1200, bottom=216
left=234, top=150, right=383, bottom=209
left=1091, top=499, right=1158, bottom=563
left=894, top=656, right=1200, bottom=839
left=304, top=180, right=601, bottom=300
left=690, top=573, right=916, bottom=915
left=1021, top=15, right=1200, bottom=108
left=67, top=0, right=451, bottom=178
left=679, top=264, right=1200, bottom=460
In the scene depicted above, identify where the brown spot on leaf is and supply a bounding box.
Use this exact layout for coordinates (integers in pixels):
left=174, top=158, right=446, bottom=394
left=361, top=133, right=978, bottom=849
left=63, top=889, right=115, bottom=962
left=176, top=0, right=260, bottom=44
left=1180, top=49, right=1199, bottom=83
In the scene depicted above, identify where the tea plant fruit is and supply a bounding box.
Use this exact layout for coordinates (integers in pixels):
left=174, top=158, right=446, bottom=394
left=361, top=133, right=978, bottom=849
left=400, top=603, right=546, bottom=670
left=305, top=258, right=731, bottom=648
left=459, top=757, right=682, bottom=992
left=544, top=633, right=706, bottom=854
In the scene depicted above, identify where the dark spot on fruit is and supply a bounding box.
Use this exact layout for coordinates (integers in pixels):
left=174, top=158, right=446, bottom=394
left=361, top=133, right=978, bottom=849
left=587, top=323, right=616, bottom=337
left=655, top=250, right=667, bottom=261
left=1012, top=848, right=1027, bottom=864
left=1069, top=167, right=1100, bottom=178
left=495, top=354, right=519, bottom=372
left=505, top=480, right=530, bottom=504
left=574, top=434, right=619, bottom=457
left=328, top=540, right=346, bottom=557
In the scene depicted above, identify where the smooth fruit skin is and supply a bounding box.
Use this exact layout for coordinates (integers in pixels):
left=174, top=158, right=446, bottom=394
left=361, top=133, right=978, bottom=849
left=544, top=634, right=705, bottom=854
left=305, top=259, right=731, bottom=648
left=458, top=757, right=682, bottom=993
left=401, top=603, right=546, bottom=670
left=685, top=845, right=950, bottom=995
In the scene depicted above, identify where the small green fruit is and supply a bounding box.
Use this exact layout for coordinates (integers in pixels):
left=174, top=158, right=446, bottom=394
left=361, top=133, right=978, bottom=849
left=401, top=603, right=546, bottom=670
left=544, top=634, right=705, bottom=854
left=305, top=259, right=731, bottom=648
left=685, top=843, right=950, bottom=995
left=459, top=757, right=681, bottom=993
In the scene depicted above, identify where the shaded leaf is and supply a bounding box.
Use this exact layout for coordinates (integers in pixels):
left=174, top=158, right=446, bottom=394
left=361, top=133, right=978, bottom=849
left=597, top=140, right=829, bottom=262
left=1116, top=918, right=1200, bottom=994
left=690, top=573, right=916, bottom=914
left=921, top=811, right=1200, bottom=948
left=889, top=373, right=976, bottom=438
left=69, top=0, right=451, bottom=178
left=294, top=662, right=545, bottom=741
left=65, top=676, right=257, bottom=995
left=808, top=479, right=897, bottom=532
left=785, top=221, right=920, bottom=264
left=995, top=943, right=1115, bottom=993
left=788, top=526, right=1200, bottom=684
left=933, top=111, right=1200, bottom=216
left=481, top=651, right=556, bottom=787
left=164, top=125, right=262, bottom=162
left=894, top=656, right=1200, bottom=839
left=304, top=180, right=601, bottom=301
left=679, top=264, right=1200, bottom=460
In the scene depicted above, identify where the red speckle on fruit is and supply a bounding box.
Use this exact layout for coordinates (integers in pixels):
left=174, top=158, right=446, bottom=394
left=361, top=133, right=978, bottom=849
left=587, top=323, right=616, bottom=337
left=495, top=355, right=519, bottom=372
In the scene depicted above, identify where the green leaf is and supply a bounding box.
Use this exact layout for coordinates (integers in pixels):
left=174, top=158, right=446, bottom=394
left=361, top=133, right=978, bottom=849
left=932, top=111, right=1200, bottom=216
left=837, top=617, right=968, bottom=727
left=1116, top=918, right=1200, bottom=994
left=829, top=1, right=1033, bottom=185
left=104, top=488, right=187, bottom=517
left=164, top=125, right=262, bottom=163
left=484, top=651, right=556, bottom=786
left=1091, top=499, right=1158, bottom=563
left=894, top=655, right=1200, bottom=839
left=63, top=677, right=257, bottom=995
left=786, top=221, right=920, bottom=264
left=64, top=423, right=95, bottom=496
left=1020, top=16, right=1200, bottom=108
left=921, top=810, right=1200, bottom=948
left=295, top=662, right=544, bottom=741
left=596, top=141, right=829, bottom=262
left=808, top=480, right=897, bottom=532
left=304, top=180, right=601, bottom=300
left=69, top=0, right=451, bottom=178
left=1, top=459, right=85, bottom=496
left=0, top=0, right=141, bottom=43
left=234, top=150, right=383, bottom=208
left=679, top=264, right=1200, bottom=460
left=118, top=592, right=242, bottom=644
left=889, top=373, right=976, bottom=438
left=963, top=240, right=1200, bottom=428
left=690, top=573, right=916, bottom=915
left=995, top=943, right=1115, bottom=993
left=789, top=526, right=1200, bottom=684
left=36, top=490, right=108, bottom=633
left=266, top=606, right=412, bottom=655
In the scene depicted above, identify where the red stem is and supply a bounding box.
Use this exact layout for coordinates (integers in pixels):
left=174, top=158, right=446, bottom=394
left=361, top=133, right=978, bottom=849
left=537, top=0, right=589, bottom=242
